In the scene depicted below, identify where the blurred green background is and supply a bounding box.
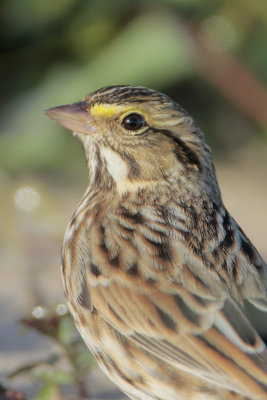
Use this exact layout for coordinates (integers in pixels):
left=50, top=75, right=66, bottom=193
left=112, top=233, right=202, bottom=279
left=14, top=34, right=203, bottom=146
left=0, top=0, right=267, bottom=398
left=1, top=0, right=267, bottom=175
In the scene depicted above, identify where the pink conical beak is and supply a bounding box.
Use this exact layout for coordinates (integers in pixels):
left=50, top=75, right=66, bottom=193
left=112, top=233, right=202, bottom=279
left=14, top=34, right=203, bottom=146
left=44, top=101, right=95, bottom=134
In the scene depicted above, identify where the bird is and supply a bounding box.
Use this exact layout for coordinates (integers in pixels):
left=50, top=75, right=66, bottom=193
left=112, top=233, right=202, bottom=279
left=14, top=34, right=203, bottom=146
left=45, top=85, right=267, bottom=400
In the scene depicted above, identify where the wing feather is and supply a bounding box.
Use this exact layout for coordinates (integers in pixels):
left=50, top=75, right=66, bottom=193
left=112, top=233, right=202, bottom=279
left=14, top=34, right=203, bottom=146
left=89, top=278, right=267, bottom=397
left=85, top=201, right=267, bottom=398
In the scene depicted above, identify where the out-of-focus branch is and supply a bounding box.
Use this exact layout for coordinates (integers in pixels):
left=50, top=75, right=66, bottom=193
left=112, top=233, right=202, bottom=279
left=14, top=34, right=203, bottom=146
left=191, top=24, right=267, bottom=129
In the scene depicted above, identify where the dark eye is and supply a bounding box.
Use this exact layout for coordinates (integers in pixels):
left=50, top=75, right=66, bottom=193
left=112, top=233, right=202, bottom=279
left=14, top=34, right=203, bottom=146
left=122, top=113, right=146, bottom=131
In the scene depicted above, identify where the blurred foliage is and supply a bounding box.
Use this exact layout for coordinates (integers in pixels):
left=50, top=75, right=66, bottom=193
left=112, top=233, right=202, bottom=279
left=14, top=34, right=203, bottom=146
left=6, top=305, right=94, bottom=400
left=0, top=0, right=266, bottom=178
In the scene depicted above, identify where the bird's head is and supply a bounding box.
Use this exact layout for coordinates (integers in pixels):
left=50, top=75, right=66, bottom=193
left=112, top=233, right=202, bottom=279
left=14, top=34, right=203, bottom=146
left=45, top=85, right=219, bottom=198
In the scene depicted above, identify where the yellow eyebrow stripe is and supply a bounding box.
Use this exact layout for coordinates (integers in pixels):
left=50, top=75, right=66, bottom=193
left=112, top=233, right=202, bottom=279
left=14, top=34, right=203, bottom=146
left=91, top=103, right=126, bottom=117
left=91, top=103, right=148, bottom=121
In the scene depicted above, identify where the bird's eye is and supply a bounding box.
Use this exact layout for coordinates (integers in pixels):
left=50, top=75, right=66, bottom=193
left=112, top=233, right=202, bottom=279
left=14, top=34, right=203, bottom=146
left=121, top=113, right=146, bottom=131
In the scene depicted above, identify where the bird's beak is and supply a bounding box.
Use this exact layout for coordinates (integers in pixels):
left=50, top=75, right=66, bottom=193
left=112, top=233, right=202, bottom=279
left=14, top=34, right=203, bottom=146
left=44, top=101, right=94, bottom=134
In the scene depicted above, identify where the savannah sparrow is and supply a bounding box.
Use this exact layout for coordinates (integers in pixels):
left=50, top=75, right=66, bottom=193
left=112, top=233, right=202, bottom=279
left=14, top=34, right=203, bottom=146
left=45, top=86, right=267, bottom=400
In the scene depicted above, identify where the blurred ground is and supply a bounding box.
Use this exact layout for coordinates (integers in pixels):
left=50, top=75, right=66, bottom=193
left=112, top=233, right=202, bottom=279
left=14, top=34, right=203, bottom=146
left=0, top=168, right=126, bottom=399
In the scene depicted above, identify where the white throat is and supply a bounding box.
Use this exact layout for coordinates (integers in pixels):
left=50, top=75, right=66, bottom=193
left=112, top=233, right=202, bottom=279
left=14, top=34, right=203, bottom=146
left=101, top=147, right=156, bottom=195
left=101, top=147, right=129, bottom=188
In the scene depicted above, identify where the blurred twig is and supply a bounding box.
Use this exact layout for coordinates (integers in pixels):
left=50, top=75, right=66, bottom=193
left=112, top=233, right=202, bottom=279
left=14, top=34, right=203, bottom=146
left=0, top=384, right=25, bottom=400
left=191, top=23, right=267, bottom=129
left=7, top=306, right=94, bottom=400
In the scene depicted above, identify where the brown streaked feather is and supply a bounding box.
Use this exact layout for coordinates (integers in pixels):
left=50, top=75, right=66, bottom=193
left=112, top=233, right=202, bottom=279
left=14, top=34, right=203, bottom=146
left=87, top=276, right=267, bottom=394
left=75, top=194, right=267, bottom=399
left=64, top=183, right=267, bottom=397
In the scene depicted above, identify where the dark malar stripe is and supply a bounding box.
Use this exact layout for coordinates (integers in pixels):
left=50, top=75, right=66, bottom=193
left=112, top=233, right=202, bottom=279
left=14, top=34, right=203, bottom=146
left=153, top=128, right=202, bottom=171
left=123, top=152, right=141, bottom=178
